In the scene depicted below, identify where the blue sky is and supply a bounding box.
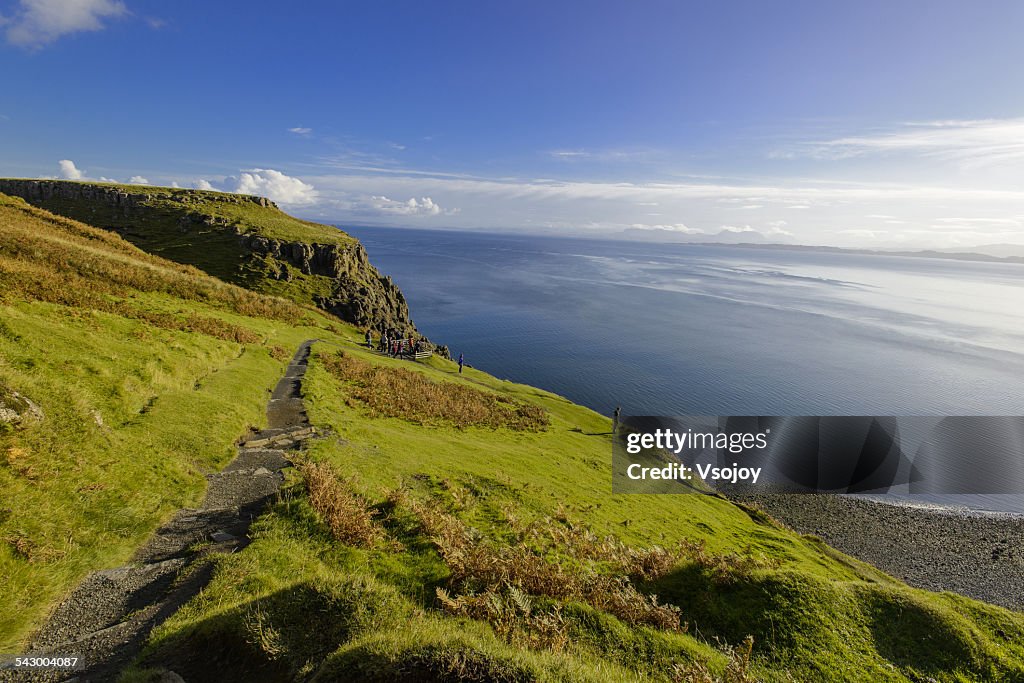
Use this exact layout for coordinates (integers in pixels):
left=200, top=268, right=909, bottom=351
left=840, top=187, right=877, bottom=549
left=2, top=0, right=1024, bottom=247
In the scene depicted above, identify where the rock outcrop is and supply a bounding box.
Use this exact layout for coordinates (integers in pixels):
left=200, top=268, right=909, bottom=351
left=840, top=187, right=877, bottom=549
left=0, top=384, right=43, bottom=428
left=238, top=233, right=413, bottom=334
left=0, top=179, right=417, bottom=336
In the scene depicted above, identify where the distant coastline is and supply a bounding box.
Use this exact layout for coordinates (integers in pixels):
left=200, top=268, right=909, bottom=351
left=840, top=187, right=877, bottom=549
left=682, top=240, right=1024, bottom=266
left=332, top=221, right=1024, bottom=267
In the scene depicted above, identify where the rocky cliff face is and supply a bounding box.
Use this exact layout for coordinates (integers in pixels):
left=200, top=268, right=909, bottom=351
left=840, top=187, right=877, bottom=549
left=0, top=179, right=418, bottom=336
left=238, top=232, right=414, bottom=334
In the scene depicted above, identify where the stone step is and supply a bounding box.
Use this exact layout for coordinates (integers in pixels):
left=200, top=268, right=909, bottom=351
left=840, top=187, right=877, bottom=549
left=227, top=448, right=289, bottom=473
left=240, top=429, right=314, bottom=450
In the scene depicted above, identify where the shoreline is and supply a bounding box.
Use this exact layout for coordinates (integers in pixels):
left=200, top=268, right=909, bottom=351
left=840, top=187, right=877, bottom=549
left=735, top=493, right=1024, bottom=611
left=855, top=494, right=1024, bottom=519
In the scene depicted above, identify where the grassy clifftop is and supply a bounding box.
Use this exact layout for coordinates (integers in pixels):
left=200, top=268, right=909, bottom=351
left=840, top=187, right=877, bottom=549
left=2, top=194, right=1024, bottom=681
left=0, top=178, right=352, bottom=243
left=0, top=179, right=417, bottom=337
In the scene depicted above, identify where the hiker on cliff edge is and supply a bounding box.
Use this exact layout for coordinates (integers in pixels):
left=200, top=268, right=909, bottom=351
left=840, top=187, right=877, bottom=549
left=458, top=353, right=464, bottom=373
left=613, top=406, right=621, bottom=434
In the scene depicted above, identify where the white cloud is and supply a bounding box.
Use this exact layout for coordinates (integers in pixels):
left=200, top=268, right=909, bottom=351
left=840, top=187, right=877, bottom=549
left=629, top=223, right=702, bottom=234
left=933, top=217, right=1022, bottom=227
left=368, top=195, right=449, bottom=216
left=288, top=127, right=312, bottom=135
left=58, top=159, right=84, bottom=180
left=128, top=175, right=149, bottom=185
left=233, top=169, right=318, bottom=205
left=298, top=167, right=1024, bottom=247
left=5, top=0, right=126, bottom=48
left=799, top=118, right=1024, bottom=168
left=550, top=150, right=588, bottom=159
left=191, top=169, right=318, bottom=205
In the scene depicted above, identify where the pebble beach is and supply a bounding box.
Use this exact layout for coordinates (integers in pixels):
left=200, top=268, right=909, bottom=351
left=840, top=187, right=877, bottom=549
left=737, top=494, right=1024, bottom=611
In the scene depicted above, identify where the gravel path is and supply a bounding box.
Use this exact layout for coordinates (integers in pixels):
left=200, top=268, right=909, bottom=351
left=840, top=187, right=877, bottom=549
left=1, top=341, right=318, bottom=682
left=736, top=494, right=1024, bottom=611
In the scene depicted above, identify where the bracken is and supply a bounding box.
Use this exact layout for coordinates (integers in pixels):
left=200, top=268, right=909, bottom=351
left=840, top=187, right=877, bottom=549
left=322, top=351, right=549, bottom=431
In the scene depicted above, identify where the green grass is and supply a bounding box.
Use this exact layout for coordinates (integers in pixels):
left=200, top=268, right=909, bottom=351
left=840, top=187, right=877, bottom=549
left=123, top=340, right=1024, bottom=682
left=6, top=191, right=1024, bottom=681
left=0, top=194, right=360, bottom=650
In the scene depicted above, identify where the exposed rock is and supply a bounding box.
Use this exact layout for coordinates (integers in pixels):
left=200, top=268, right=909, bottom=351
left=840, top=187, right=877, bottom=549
left=239, top=233, right=416, bottom=335
left=0, top=385, right=43, bottom=427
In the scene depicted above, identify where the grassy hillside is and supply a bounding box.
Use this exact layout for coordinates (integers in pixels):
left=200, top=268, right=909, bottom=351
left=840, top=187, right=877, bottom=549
left=126, top=344, right=1024, bottom=681
left=3, top=193, right=1024, bottom=682
left=0, top=180, right=351, bottom=281
left=0, top=180, right=417, bottom=337
left=0, top=192, right=353, bottom=649
left=2, top=179, right=352, bottom=240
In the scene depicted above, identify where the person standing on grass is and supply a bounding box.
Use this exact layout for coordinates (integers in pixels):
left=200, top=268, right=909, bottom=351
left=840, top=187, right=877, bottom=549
left=613, top=406, right=621, bottom=434
left=458, top=352, right=464, bottom=373
left=365, top=329, right=373, bottom=348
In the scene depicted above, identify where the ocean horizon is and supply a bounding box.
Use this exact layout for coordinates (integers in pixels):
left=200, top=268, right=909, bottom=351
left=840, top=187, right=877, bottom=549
left=345, top=224, right=1024, bottom=515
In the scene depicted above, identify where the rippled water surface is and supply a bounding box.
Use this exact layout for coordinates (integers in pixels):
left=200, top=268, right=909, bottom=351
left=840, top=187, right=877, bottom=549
left=346, top=226, right=1024, bottom=512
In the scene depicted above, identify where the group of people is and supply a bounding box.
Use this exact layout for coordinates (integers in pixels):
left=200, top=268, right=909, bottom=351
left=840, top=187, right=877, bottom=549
left=364, top=327, right=465, bottom=372
left=365, top=328, right=428, bottom=360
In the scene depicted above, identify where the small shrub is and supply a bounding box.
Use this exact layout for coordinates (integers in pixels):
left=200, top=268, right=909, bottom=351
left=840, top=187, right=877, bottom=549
left=244, top=603, right=287, bottom=660
left=4, top=533, right=62, bottom=563
left=671, top=636, right=759, bottom=683
left=5, top=533, right=35, bottom=560
left=303, top=462, right=382, bottom=547
left=437, top=585, right=571, bottom=652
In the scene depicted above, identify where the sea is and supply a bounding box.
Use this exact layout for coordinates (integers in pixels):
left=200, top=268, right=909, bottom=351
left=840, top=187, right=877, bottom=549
left=343, top=225, right=1024, bottom=514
